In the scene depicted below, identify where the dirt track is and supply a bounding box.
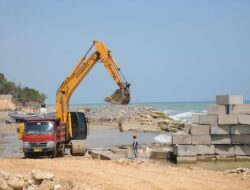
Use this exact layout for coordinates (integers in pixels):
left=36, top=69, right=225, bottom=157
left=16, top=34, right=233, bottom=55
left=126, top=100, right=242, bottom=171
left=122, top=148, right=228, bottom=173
left=0, top=157, right=249, bottom=190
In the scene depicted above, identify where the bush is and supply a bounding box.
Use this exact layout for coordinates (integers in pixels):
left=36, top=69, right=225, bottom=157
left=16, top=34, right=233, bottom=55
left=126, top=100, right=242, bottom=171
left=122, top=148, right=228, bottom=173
left=0, top=73, right=47, bottom=105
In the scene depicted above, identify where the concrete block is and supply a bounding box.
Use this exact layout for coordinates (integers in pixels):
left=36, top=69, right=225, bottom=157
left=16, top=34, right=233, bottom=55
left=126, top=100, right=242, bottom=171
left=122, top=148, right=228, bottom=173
left=216, top=95, right=243, bottom=105
left=172, top=134, right=191, bottom=145
left=190, top=124, right=210, bottom=135
left=196, top=145, right=215, bottom=155
left=150, top=149, right=167, bottom=159
left=176, top=156, right=197, bottom=163
left=197, top=155, right=216, bottom=161
left=231, top=125, right=250, bottom=134
left=239, top=115, right=250, bottom=125
left=173, top=145, right=197, bottom=156
left=236, top=156, right=250, bottom=161
left=234, top=145, right=250, bottom=156
left=184, top=124, right=191, bottom=134
left=191, top=114, right=200, bottom=124
left=210, top=125, right=230, bottom=135
left=215, top=145, right=235, bottom=155
left=207, top=105, right=227, bottom=115
left=211, top=135, right=231, bottom=144
left=232, top=104, right=250, bottom=114
left=216, top=155, right=235, bottom=161
left=192, top=135, right=211, bottom=145
left=231, top=135, right=250, bottom=144
left=218, top=114, right=238, bottom=125
left=198, top=115, right=218, bottom=125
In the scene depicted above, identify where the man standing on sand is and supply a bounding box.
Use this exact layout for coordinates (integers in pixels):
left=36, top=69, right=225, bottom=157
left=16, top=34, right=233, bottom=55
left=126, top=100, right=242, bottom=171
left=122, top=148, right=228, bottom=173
left=132, top=135, right=139, bottom=158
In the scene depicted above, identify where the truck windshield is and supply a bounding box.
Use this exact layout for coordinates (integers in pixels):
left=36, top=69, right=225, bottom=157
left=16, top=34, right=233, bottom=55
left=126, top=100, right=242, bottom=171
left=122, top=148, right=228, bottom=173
left=25, top=121, right=54, bottom=134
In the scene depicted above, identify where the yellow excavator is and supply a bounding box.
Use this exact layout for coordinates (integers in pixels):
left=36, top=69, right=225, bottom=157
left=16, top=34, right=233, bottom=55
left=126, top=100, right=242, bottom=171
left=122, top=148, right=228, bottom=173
left=18, top=40, right=130, bottom=157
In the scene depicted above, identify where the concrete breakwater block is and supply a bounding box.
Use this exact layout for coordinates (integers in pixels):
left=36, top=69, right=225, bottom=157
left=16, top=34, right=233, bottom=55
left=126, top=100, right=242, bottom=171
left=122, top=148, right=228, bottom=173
left=176, top=156, right=197, bottom=163
left=215, top=145, right=235, bottom=155
left=218, top=115, right=238, bottom=125
left=231, top=135, right=250, bottom=144
left=172, top=134, right=191, bottom=144
left=216, top=155, right=235, bottom=161
left=236, top=156, right=250, bottom=161
left=232, top=104, right=250, bottom=114
left=210, top=125, right=230, bottom=135
left=190, top=124, right=210, bottom=135
left=211, top=135, right=231, bottom=144
left=216, top=95, right=243, bottom=105
left=88, top=150, right=125, bottom=160
left=197, top=155, right=216, bottom=161
left=239, top=115, right=250, bottom=125
left=191, top=114, right=200, bottom=124
left=196, top=145, right=215, bottom=155
left=231, top=125, right=250, bottom=134
left=173, top=145, right=197, bottom=156
left=234, top=145, right=250, bottom=156
left=150, top=149, right=167, bottom=159
left=191, top=114, right=217, bottom=125
left=198, top=115, right=218, bottom=125
left=192, top=135, right=211, bottom=145
left=207, top=105, right=227, bottom=115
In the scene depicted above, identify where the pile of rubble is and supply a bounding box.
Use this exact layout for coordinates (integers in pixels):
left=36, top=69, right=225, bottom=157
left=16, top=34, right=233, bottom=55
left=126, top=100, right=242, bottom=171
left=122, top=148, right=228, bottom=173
left=0, top=169, right=86, bottom=190
left=81, top=105, right=184, bottom=132
left=172, top=95, right=250, bottom=163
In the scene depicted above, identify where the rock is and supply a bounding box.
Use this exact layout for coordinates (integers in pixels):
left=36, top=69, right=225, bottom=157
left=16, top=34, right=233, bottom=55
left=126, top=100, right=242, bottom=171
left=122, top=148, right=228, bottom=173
left=36, top=180, right=55, bottom=190
left=31, top=170, right=55, bottom=184
left=71, top=186, right=86, bottom=190
left=0, top=171, right=11, bottom=180
left=84, top=105, right=184, bottom=132
left=224, top=168, right=249, bottom=176
left=7, top=177, right=24, bottom=190
left=0, top=178, right=8, bottom=190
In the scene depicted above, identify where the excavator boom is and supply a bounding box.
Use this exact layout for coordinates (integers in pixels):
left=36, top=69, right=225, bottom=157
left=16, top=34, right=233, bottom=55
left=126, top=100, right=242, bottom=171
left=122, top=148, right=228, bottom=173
left=56, top=40, right=130, bottom=138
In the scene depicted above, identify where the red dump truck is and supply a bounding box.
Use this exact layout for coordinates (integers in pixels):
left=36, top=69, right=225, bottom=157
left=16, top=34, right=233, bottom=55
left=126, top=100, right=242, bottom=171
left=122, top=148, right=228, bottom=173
left=19, top=112, right=88, bottom=158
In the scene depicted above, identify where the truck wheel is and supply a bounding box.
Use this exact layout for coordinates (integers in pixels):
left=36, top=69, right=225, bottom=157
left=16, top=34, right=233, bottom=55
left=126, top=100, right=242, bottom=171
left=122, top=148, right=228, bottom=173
left=60, top=145, right=65, bottom=157
left=24, top=152, right=29, bottom=159
left=51, top=147, right=57, bottom=159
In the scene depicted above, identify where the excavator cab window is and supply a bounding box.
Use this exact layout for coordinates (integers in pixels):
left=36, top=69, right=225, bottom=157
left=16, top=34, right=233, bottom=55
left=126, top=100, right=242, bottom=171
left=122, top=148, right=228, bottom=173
left=70, top=112, right=88, bottom=140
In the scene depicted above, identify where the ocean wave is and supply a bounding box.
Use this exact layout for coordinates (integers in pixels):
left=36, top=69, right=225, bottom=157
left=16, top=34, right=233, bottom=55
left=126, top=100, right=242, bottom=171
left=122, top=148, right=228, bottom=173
left=170, top=111, right=196, bottom=121
left=163, top=109, right=176, bottom=115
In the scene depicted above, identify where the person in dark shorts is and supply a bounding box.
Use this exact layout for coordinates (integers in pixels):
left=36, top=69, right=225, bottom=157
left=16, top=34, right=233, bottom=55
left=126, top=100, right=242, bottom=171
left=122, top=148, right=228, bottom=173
left=132, top=135, right=138, bottom=158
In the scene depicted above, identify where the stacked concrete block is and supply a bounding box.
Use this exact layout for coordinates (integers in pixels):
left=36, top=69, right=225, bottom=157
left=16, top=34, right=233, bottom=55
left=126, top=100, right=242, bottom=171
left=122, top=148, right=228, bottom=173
left=171, top=95, right=250, bottom=163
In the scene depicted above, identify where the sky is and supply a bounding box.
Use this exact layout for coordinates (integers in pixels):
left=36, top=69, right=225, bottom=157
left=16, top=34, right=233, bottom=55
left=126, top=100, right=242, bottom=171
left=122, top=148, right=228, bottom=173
left=0, top=0, right=250, bottom=104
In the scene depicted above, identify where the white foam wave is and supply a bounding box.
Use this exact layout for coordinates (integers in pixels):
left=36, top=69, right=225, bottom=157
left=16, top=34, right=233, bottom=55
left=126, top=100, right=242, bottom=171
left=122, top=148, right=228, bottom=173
left=170, top=111, right=196, bottom=121
left=154, top=134, right=172, bottom=144
left=163, top=109, right=175, bottom=114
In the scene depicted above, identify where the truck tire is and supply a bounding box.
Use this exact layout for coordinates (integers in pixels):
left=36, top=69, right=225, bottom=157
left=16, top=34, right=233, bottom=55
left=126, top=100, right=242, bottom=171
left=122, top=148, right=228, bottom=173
left=51, top=147, right=58, bottom=159
left=24, top=152, right=30, bottom=159
left=59, top=144, right=65, bottom=157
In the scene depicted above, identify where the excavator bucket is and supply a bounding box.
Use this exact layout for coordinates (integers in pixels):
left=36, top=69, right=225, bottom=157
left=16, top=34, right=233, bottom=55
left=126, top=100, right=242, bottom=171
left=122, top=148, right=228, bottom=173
left=105, top=88, right=130, bottom=105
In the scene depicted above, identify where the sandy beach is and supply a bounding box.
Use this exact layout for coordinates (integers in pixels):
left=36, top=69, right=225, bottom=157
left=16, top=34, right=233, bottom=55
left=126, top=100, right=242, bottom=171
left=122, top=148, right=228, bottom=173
left=0, top=157, right=249, bottom=190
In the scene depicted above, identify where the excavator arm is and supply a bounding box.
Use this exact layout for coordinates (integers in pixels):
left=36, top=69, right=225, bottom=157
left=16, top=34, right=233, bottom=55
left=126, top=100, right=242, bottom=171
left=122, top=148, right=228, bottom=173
left=56, top=40, right=130, bottom=137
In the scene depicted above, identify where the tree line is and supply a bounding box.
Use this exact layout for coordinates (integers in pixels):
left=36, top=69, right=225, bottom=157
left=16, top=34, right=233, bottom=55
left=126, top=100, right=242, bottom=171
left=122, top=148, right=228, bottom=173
left=0, top=73, right=47, bottom=105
